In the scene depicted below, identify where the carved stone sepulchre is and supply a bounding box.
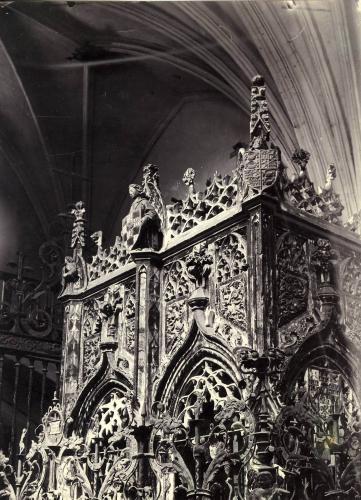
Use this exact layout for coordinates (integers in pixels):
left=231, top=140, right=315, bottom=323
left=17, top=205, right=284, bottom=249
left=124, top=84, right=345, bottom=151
left=3, top=76, right=361, bottom=500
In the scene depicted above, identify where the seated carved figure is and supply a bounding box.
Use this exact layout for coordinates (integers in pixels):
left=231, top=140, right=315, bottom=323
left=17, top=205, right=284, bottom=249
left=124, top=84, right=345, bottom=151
left=122, top=165, right=165, bottom=251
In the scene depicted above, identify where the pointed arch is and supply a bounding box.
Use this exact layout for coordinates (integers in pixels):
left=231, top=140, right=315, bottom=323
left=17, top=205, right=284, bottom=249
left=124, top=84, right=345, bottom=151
left=280, top=325, right=361, bottom=404
left=154, top=318, right=242, bottom=413
left=67, top=352, right=133, bottom=436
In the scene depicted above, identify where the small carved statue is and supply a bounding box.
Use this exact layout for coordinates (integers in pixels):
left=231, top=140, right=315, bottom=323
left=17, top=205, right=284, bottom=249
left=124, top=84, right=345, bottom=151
left=62, top=256, right=78, bottom=284
left=122, top=166, right=165, bottom=251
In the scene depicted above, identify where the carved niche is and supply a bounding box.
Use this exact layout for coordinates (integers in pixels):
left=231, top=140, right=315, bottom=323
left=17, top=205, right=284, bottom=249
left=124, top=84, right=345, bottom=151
left=276, top=233, right=309, bottom=327
left=163, top=259, right=191, bottom=355
left=214, top=231, right=248, bottom=347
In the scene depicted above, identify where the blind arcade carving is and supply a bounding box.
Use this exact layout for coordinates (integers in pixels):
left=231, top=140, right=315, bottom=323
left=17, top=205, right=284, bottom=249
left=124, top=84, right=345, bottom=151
left=3, top=76, right=361, bottom=500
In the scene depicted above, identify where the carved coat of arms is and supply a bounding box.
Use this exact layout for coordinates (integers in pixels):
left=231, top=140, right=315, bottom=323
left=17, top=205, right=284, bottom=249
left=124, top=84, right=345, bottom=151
left=242, top=148, right=280, bottom=194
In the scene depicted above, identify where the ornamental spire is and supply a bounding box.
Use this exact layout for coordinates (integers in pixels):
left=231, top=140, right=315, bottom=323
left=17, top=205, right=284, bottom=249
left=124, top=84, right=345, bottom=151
left=70, top=201, right=86, bottom=254
left=238, top=75, right=281, bottom=200
left=249, top=75, right=270, bottom=149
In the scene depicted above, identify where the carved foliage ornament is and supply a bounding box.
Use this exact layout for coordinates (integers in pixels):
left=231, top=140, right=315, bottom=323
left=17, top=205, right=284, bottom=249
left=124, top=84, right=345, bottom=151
left=277, top=233, right=309, bottom=326
left=185, top=241, right=213, bottom=288
left=342, top=254, right=361, bottom=334
left=346, top=210, right=361, bottom=238
left=124, top=282, right=136, bottom=354
left=164, top=259, right=191, bottom=354
left=274, top=366, right=361, bottom=498
left=282, top=150, right=344, bottom=224
left=215, top=231, right=248, bottom=347
left=152, top=361, right=255, bottom=498
left=82, top=298, right=101, bottom=382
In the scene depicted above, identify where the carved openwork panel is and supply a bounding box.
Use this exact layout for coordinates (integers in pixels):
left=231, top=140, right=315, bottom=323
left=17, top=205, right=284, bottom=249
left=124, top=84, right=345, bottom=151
left=151, top=361, right=255, bottom=499
left=149, top=267, right=161, bottom=373
left=282, top=151, right=344, bottom=225
left=342, top=254, right=361, bottom=336
left=63, top=303, right=82, bottom=415
left=167, top=168, right=239, bottom=238
left=123, top=281, right=136, bottom=355
left=274, top=364, right=361, bottom=499
left=82, top=298, right=101, bottom=383
left=88, top=236, right=130, bottom=282
left=214, top=231, right=248, bottom=347
left=163, top=259, right=191, bottom=355
left=83, top=389, right=137, bottom=498
left=277, top=233, right=309, bottom=327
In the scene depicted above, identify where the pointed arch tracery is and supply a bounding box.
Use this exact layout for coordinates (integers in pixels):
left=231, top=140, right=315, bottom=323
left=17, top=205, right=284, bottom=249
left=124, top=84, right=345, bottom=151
left=273, top=332, right=361, bottom=499
left=151, top=349, right=256, bottom=499
left=68, top=353, right=133, bottom=438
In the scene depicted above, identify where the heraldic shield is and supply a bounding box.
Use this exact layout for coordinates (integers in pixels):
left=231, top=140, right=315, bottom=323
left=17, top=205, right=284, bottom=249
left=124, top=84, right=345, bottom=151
left=242, top=148, right=280, bottom=195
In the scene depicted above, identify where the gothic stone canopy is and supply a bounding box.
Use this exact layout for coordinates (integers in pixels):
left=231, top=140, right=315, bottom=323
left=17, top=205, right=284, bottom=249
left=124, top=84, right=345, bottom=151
left=4, top=76, right=361, bottom=500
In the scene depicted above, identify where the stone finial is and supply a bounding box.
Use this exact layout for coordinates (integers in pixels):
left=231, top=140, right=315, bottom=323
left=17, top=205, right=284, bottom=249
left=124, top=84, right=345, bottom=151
left=182, top=168, right=196, bottom=194
left=291, top=148, right=310, bottom=175
left=250, top=75, right=270, bottom=149
left=345, top=210, right=361, bottom=237
left=90, top=231, right=103, bottom=248
left=323, top=164, right=336, bottom=192
left=70, top=201, right=86, bottom=252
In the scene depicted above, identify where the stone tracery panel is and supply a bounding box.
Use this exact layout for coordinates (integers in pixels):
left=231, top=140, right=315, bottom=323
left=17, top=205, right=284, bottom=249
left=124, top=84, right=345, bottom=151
left=87, top=236, right=131, bottom=282
left=277, top=233, right=309, bottom=326
left=163, top=259, right=191, bottom=355
left=167, top=168, right=239, bottom=238
left=82, top=298, right=101, bottom=383
left=214, top=231, right=248, bottom=347
left=342, top=254, right=361, bottom=338
left=123, top=281, right=136, bottom=355
left=151, top=360, right=255, bottom=499
left=274, top=364, right=361, bottom=498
